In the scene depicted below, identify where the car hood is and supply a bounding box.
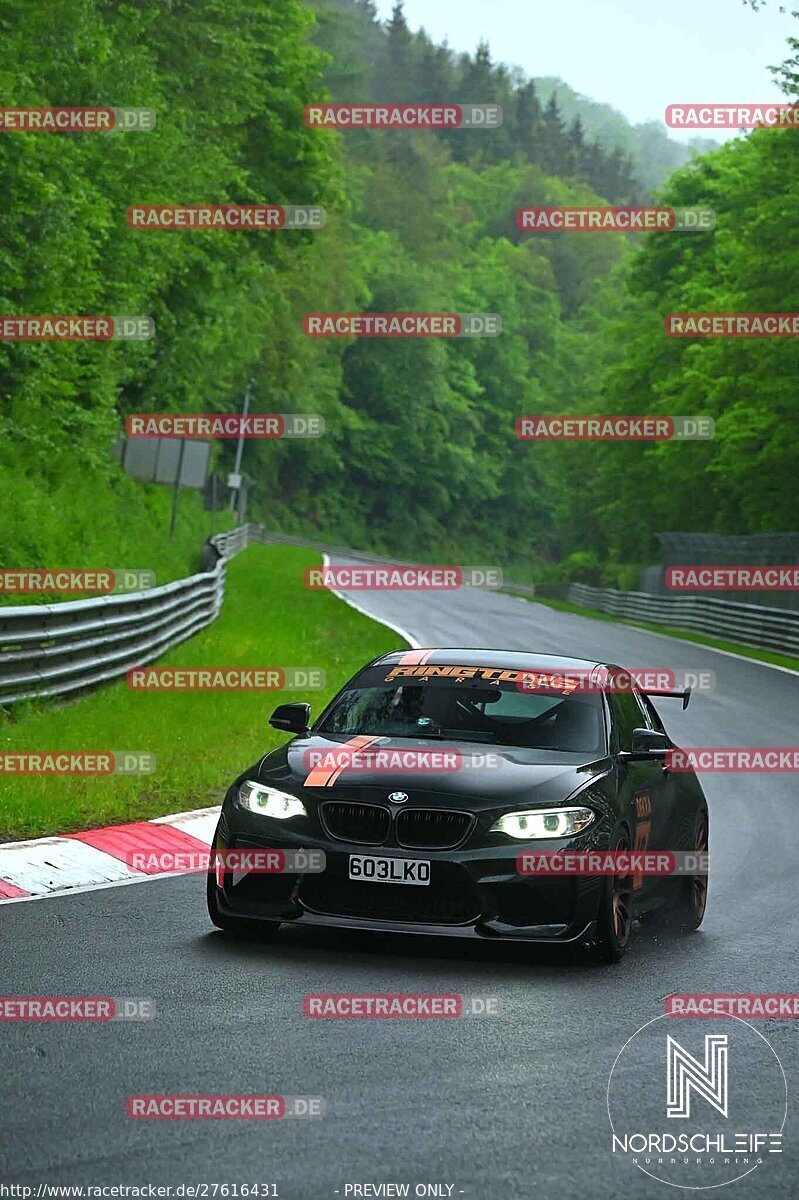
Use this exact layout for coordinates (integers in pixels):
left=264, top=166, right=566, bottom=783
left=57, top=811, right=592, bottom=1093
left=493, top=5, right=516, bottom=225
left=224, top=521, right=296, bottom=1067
left=253, top=733, right=612, bottom=812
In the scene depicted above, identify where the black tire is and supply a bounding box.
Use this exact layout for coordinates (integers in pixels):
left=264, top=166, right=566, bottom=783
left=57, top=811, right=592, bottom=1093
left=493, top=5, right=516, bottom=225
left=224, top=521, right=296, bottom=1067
left=206, top=870, right=280, bottom=940
left=589, top=829, right=633, bottom=964
left=660, top=808, right=709, bottom=932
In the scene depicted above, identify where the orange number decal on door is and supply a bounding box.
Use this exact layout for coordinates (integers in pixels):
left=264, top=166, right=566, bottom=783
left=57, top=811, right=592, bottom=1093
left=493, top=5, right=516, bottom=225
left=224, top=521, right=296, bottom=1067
left=632, top=819, right=651, bottom=891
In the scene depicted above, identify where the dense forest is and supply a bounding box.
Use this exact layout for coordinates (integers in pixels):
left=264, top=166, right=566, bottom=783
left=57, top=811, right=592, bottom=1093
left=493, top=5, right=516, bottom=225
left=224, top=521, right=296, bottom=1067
left=1, top=0, right=797, bottom=586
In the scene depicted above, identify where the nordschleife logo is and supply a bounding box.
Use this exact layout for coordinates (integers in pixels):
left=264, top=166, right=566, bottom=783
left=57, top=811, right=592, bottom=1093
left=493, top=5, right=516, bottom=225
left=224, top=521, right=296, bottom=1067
left=607, top=1015, right=786, bottom=1189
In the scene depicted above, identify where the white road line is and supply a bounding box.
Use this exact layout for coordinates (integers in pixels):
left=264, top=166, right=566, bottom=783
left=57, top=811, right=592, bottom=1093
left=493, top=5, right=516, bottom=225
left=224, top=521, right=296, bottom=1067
left=321, top=552, right=420, bottom=648
left=525, top=596, right=799, bottom=678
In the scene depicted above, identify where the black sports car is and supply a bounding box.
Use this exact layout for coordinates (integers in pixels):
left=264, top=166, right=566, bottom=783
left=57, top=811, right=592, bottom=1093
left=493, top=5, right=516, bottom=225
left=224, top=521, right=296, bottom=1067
left=207, top=648, right=709, bottom=962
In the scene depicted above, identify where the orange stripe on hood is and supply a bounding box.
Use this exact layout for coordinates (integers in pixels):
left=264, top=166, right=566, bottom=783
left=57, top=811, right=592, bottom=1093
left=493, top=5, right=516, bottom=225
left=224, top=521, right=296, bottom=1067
left=303, top=735, right=382, bottom=787
left=397, top=649, right=435, bottom=666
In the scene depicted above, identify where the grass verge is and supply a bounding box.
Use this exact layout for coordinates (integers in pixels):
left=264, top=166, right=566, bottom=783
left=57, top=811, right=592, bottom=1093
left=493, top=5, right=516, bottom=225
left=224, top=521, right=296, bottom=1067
left=0, top=462, right=235, bottom=606
left=0, top=543, right=405, bottom=841
left=517, top=593, right=799, bottom=673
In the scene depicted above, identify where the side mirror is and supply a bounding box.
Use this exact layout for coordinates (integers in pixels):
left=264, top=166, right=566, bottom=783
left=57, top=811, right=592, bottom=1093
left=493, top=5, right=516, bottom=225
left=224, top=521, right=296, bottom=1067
left=622, top=727, right=670, bottom=760
left=269, top=702, right=311, bottom=735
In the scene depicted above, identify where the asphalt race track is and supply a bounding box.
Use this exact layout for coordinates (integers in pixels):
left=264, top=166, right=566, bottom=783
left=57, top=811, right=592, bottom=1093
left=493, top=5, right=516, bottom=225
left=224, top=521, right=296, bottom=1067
left=2, top=571, right=798, bottom=1198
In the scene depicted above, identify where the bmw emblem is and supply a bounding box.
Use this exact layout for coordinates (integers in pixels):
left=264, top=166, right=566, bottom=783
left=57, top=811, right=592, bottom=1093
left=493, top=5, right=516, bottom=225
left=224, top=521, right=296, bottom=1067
left=388, top=791, right=408, bottom=804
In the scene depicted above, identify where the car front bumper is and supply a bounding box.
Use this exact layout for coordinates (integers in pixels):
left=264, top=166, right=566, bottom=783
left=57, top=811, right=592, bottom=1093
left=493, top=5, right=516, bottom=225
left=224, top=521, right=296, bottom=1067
left=211, top=810, right=605, bottom=944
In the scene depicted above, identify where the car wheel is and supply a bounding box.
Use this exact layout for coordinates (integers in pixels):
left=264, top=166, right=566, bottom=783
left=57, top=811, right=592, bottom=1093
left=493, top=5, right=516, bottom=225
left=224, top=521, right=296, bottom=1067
left=206, top=869, right=280, bottom=940
left=663, top=808, right=709, bottom=932
left=589, top=830, right=633, bottom=964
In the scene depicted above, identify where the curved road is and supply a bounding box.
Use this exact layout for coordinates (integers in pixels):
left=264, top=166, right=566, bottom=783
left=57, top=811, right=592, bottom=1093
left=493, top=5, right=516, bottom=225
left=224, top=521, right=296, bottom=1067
left=1, top=569, right=798, bottom=1198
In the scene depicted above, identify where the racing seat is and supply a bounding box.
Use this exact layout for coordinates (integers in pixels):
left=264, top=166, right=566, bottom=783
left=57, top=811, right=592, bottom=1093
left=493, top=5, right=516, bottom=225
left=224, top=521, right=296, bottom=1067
left=550, top=699, right=602, bottom=752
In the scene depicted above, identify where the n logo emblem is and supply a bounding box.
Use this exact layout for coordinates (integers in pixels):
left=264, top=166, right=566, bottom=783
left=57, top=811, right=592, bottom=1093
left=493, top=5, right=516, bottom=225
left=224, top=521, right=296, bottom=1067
left=667, top=1035, right=728, bottom=1119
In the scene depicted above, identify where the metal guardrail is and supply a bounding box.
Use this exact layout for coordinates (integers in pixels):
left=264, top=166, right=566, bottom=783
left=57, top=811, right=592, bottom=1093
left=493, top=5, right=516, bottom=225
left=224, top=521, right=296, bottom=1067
left=7, top=519, right=787, bottom=707
left=263, top=528, right=799, bottom=648
left=568, top=583, right=799, bottom=656
left=0, top=524, right=263, bottom=706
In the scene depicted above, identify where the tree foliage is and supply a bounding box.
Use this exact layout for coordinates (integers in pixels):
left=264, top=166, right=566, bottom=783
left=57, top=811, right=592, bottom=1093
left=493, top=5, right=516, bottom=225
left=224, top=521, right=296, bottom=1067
left=2, top=0, right=796, bottom=585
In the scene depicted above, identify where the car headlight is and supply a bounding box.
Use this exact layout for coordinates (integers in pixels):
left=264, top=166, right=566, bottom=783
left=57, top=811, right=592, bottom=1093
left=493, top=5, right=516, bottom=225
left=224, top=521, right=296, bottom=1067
left=490, top=806, right=595, bottom=840
left=238, top=780, right=307, bottom=820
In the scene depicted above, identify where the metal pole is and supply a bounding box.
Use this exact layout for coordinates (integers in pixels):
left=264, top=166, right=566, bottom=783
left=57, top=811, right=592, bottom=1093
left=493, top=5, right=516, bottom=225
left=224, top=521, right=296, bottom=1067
left=169, top=439, right=186, bottom=539
left=230, top=379, right=253, bottom=512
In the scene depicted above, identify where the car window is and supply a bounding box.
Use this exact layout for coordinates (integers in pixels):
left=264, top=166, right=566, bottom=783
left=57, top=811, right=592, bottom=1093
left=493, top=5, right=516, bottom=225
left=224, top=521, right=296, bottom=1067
left=318, top=678, right=607, bottom=754
left=610, top=689, right=650, bottom=751
left=478, top=689, right=561, bottom=718
left=640, top=693, right=666, bottom=733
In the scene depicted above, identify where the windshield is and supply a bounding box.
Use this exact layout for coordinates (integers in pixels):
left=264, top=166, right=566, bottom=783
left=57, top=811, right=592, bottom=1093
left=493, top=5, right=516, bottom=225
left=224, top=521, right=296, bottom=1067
left=317, top=667, right=607, bottom=754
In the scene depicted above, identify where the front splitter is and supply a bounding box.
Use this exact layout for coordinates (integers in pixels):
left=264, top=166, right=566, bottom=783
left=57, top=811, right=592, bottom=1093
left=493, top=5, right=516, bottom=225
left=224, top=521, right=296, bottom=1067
left=287, top=904, right=597, bottom=943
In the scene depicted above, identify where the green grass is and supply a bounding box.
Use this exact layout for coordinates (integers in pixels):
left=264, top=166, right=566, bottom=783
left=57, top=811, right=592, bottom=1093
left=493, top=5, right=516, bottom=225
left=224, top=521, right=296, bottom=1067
left=0, top=543, right=405, bottom=841
left=0, top=457, right=235, bottom=606
left=517, top=592, right=799, bottom=673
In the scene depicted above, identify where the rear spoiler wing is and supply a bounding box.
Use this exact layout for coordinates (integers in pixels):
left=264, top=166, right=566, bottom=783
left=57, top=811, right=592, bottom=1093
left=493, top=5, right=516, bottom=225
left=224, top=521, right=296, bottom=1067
left=641, top=686, right=692, bottom=710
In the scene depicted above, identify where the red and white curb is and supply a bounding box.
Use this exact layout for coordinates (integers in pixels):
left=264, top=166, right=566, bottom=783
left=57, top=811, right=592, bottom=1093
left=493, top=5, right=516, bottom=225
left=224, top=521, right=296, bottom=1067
left=0, top=558, right=415, bottom=908
left=0, top=806, right=220, bottom=905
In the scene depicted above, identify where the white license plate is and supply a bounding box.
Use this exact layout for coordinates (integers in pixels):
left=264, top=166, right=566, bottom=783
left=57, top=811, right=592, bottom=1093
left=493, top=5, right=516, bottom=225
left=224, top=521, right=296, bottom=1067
left=348, top=854, right=430, bottom=886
